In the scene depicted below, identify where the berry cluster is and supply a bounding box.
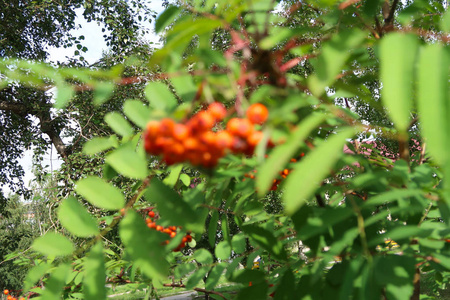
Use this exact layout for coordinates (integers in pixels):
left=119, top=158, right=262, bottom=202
left=143, top=102, right=269, bottom=167
left=145, top=209, right=192, bottom=252
left=3, top=290, right=24, bottom=300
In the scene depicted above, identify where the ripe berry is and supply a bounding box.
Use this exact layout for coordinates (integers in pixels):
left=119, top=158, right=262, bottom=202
left=148, top=211, right=155, bottom=218
left=227, top=118, right=253, bottom=138
left=4, top=290, right=9, bottom=295
left=246, top=103, right=269, bottom=124
left=207, top=102, right=227, bottom=121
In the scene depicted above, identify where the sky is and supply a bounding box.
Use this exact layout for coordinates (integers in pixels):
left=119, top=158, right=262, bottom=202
left=11, top=1, right=165, bottom=196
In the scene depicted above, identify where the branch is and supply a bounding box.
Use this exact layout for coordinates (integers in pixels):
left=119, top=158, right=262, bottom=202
left=162, top=283, right=228, bottom=300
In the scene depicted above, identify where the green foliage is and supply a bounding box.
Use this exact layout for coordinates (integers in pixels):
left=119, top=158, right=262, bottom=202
left=1, top=0, right=450, bottom=299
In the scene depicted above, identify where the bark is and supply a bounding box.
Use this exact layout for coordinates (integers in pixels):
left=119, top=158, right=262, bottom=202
left=0, top=99, right=69, bottom=159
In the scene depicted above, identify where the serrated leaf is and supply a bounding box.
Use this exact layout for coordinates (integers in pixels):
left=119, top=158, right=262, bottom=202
left=308, top=29, right=366, bottom=96
left=93, top=82, right=115, bottom=105
left=32, top=232, right=74, bottom=256
left=257, top=113, right=326, bottom=195
left=283, top=127, right=355, bottom=214
left=144, top=178, right=201, bottom=231
left=123, top=99, right=151, bottom=128
left=417, top=43, right=450, bottom=166
left=39, top=264, right=71, bottom=299
left=144, top=82, right=177, bottom=111
left=170, top=75, right=198, bottom=103
left=104, top=112, right=134, bottom=137
left=76, top=176, right=125, bottom=210
left=155, top=5, right=181, bottom=34
left=83, top=136, right=118, bottom=155
left=106, top=143, right=148, bottom=179
left=24, top=263, right=52, bottom=291
left=380, top=33, right=418, bottom=133
left=215, top=241, right=231, bottom=260
left=58, top=197, right=99, bottom=237
left=119, top=211, right=169, bottom=281
left=83, top=242, right=106, bottom=300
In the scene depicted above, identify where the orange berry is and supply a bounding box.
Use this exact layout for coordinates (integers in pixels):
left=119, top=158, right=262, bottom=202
left=159, top=118, right=176, bottom=136
left=207, top=102, right=227, bottom=121
left=173, top=123, right=190, bottom=141
left=156, top=225, right=163, bottom=231
left=145, top=120, right=160, bottom=139
left=215, top=130, right=233, bottom=149
left=148, top=222, right=157, bottom=229
left=247, top=130, right=263, bottom=147
left=148, top=211, right=155, bottom=218
left=145, top=218, right=152, bottom=224
left=246, top=103, right=269, bottom=124
left=170, top=231, right=177, bottom=238
left=226, top=118, right=253, bottom=138
left=192, top=111, right=215, bottom=132
left=4, top=290, right=9, bottom=295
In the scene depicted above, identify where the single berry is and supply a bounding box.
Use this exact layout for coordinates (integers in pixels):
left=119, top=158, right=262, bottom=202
left=207, top=102, right=227, bottom=121
left=246, top=103, right=269, bottom=124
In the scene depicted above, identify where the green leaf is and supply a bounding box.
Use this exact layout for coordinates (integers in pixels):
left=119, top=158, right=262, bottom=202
left=230, top=269, right=265, bottom=284
left=93, top=81, right=115, bottom=105
left=83, top=242, right=106, bottom=300
left=54, top=83, right=74, bottom=109
left=215, top=241, right=231, bottom=260
left=441, top=8, right=450, bottom=32
left=76, top=176, right=125, bottom=210
left=123, top=99, right=151, bottom=129
left=106, top=143, right=148, bottom=179
left=186, top=266, right=210, bottom=290
left=380, top=33, right=418, bottom=133
left=417, top=43, right=450, bottom=166
left=283, top=127, right=355, bottom=214
left=170, top=75, right=198, bottom=103
left=374, top=256, right=415, bottom=300
left=205, top=263, right=226, bottom=290
left=83, top=135, right=118, bottom=155
left=231, top=233, right=246, bottom=254
left=119, top=210, right=169, bottom=281
left=39, top=264, right=71, bottom=299
left=308, top=29, right=366, bottom=96
left=273, top=269, right=297, bottom=300
left=180, top=174, right=191, bottom=186
left=155, top=5, right=181, bottom=34
left=58, top=196, right=99, bottom=237
left=104, top=112, right=134, bottom=138
left=163, top=164, right=183, bottom=188
left=241, top=224, right=287, bottom=261
left=32, top=232, right=74, bottom=256
left=368, top=226, right=433, bottom=247
left=174, top=263, right=197, bottom=279
left=194, top=249, right=213, bottom=265
left=257, top=113, right=326, bottom=195
left=24, top=263, right=52, bottom=291
left=208, top=211, right=219, bottom=247
left=144, top=82, right=177, bottom=111
left=144, top=178, right=201, bottom=232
